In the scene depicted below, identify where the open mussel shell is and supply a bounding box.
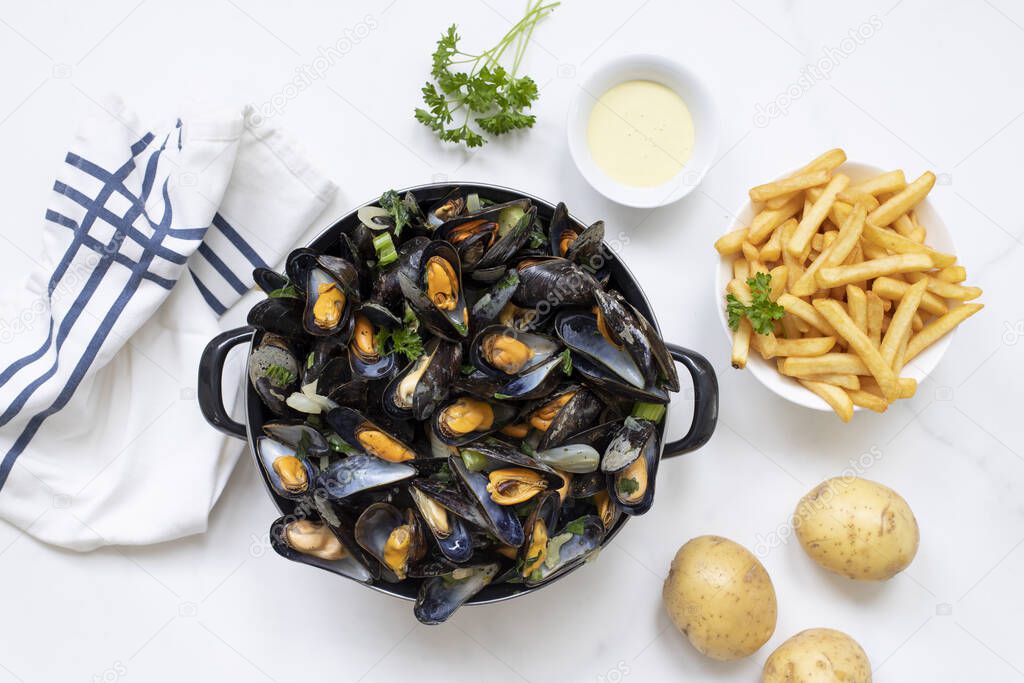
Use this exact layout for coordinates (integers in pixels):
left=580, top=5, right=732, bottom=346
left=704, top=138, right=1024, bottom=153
left=326, top=407, right=419, bottom=462
left=556, top=310, right=644, bottom=389
left=317, top=455, right=416, bottom=500
left=371, top=237, right=430, bottom=315
left=382, top=337, right=461, bottom=421
left=473, top=203, right=535, bottom=272
left=512, top=257, right=599, bottom=309
left=300, top=255, right=360, bottom=337
left=249, top=334, right=299, bottom=415
left=523, top=515, right=604, bottom=587
left=256, top=436, right=318, bottom=500
left=492, top=355, right=565, bottom=401
left=569, top=472, right=606, bottom=498
left=436, top=199, right=532, bottom=270
left=414, top=563, right=500, bottom=625
left=263, top=420, right=330, bottom=458
left=247, top=297, right=305, bottom=338
left=399, top=241, right=469, bottom=341
left=518, top=490, right=562, bottom=578
left=354, top=503, right=427, bottom=582
left=601, top=417, right=655, bottom=474
left=533, top=386, right=604, bottom=451
left=452, top=369, right=503, bottom=399
left=624, top=298, right=680, bottom=392
left=572, top=353, right=670, bottom=405
left=450, top=455, right=524, bottom=547
left=425, top=187, right=466, bottom=229
left=548, top=202, right=605, bottom=265
left=432, top=396, right=517, bottom=446
left=348, top=311, right=398, bottom=380
left=409, top=481, right=475, bottom=563
left=270, top=515, right=374, bottom=583
left=470, top=325, right=560, bottom=377
left=607, top=418, right=660, bottom=516
left=459, top=439, right=564, bottom=491
left=593, top=288, right=658, bottom=387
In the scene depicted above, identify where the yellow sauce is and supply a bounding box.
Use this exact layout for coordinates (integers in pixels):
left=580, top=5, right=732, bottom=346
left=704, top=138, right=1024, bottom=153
left=586, top=80, right=695, bottom=187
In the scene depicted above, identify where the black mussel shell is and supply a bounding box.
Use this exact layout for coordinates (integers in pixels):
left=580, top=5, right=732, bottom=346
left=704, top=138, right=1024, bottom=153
left=517, top=489, right=562, bottom=578
left=458, top=438, right=564, bottom=490
left=263, top=420, right=329, bottom=457
left=354, top=502, right=426, bottom=582
left=571, top=353, right=669, bottom=405
left=523, top=515, right=604, bottom=587
left=601, top=417, right=655, bottom=474
left=470, top=270, right=520, bottom=331
left=247, top=297, right=305, bottom=338
left=301, top=256, right=360, bottom=337
left=569, top=472, right=606, bottom=498
left=382, top=337, right=461, bottom=421
left=414, top=563, right=499, bottom=625
left=608, top=421, right=660, bottom=516
left=249, top=334, right=299, bottom=415
left=512, top=256, right=599, bottom=309
left=255, top=436, right=318, bottom=499
left=408, top=481, right=475, bottom=563
left=425, top=187, right=466, bottom=228
left=555, top=310, right=644, bottom=389
left=432, top=396, right=517, bottom=446
left=535, top=387, right=604, bottom=451
left=317, top=455, right=416, bottom=500
left=469, top=325, right=560, bottom=378
left=348, top=310, right=398, bottom=380
left=253, top=268, right=291, bottom=297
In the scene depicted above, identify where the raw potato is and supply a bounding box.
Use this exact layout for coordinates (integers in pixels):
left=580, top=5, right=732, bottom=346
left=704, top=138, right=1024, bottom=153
left=794, top=477, right=919, bottom=580
left=663, top=535, right=777, bottom=661
left=762, top=628, right=871, bottom=683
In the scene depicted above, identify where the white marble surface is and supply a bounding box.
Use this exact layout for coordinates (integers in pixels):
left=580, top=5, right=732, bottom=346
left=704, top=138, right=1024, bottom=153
left=0, top=0, right=1022, bottom=681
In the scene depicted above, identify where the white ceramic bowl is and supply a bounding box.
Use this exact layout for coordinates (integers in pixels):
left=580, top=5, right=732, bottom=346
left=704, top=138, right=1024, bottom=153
left=567, top=54, right=719, bottom=208
left=715, top=162, right=958, bottom=411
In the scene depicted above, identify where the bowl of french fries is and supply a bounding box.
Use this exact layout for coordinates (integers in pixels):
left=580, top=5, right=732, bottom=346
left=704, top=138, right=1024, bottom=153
left=714, top=149, right=983, bottom=421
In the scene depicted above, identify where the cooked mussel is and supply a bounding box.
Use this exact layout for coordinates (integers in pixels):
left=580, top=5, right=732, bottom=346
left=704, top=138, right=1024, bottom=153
left=432, top=396, right=516, bottom=446
left=318, top=455, right=416, bottom=500
left=355, top=503, right=427, bottom=582
left=348, top=310, right=397, bottom=380
left=263, top=420, right=330, bottom=458
left=294, top=254, right=360, bottom=337
left=556, top=310, right=644, bottom=389
left=326, top=407, right=418, bottom=462
left=409, top=480, right=475, bottom=563
left=605, top=417, right=661, bottom=516
left=523, top=515, right=604, bottom=586
left=399, top=241, right=469, bottom=340
left=270, top=515, right=373, bottom=583
left=382, top=337, right=461, bottom=421
left=519, top=490, right=561, bottom=577
left=450, top=455, right=524, bottom=547
left=548, top=202, right=605, bottom=265
left=256, top=436, right=318, bottom=499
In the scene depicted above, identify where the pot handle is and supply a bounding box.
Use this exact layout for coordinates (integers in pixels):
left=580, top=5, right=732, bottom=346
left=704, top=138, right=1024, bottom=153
left=198, top=326, right=254, bottom=440
left=661, top=344, right=719, bottom=459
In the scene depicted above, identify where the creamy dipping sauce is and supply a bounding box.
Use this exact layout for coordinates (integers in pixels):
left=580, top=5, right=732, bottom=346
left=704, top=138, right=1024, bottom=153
left=586, top=80, right=695, bottom=187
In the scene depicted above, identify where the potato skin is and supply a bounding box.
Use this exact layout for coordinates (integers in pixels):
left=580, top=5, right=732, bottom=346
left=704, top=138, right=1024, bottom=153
left=794, top=477, right=918, bottom=581
left=762, top=628, right=871, bottom=683
left=662, top=535, right=778, bottom=661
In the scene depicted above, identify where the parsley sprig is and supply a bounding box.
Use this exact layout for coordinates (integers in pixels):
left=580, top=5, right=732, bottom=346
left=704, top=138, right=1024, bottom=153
left=414, top=1, right=559, bottom=148
left=726, top=272, right=785, bottom=335
left=375, top=306, right=425, bottom=363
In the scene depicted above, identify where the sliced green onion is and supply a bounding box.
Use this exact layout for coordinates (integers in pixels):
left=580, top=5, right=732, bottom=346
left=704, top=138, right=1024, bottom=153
left=461, top=449, right=488, bottom=472
left=631, top=402, right=666, bottom=423
left=466, top=192, right=481, bottom=213
left=373, top=232, right=398, bottom=266
left=498, top=205, right=526, bottom=236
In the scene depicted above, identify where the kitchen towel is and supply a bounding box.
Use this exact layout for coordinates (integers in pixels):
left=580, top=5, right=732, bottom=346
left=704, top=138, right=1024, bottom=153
left=0, top=97, right=336, bottom=550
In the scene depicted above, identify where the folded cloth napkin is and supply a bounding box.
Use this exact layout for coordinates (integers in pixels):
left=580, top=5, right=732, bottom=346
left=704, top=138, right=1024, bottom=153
left=0, top=97, right=336, bottom=550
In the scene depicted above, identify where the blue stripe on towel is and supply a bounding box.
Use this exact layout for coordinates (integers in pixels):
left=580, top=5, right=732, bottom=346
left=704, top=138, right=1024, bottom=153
left=197, top=243, right=248, bottom=295
left=190, top=270, right=228, bottom=315
left=212, top=213, right=268, bottom=269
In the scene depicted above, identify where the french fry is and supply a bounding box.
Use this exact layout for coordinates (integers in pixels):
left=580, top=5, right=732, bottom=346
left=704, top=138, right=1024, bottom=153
left=750, top=169, right=831, bottom=202
left=763, top=149, right=847, bottom=210
left=727, top=278, right=752, bottom=306
left=904, top=304, right=984, bottom=363
left=733, top=258, right=749, bottom=281
left=879, top=278, right=927, bottom=368
left=860, top=240, right=890, bottom=261
left=893, top=214, right=916, bottom=237
left=817, top=254, right=934, bottom=289
left=820, top=202, right=867, bottom=268
left=776, top=293, right=837, bottom=336
left=804, top=373, right=860, bottom=390
left=780, top=353, right=869, bottom=377
left=839, top=170, right=906, bottom=201
left=892, top=328, right=911, bottom=374
left=861, top=223, right=956, bottom=267
left=848, top=390, right=889, bottom=413
left=731, top=319, right=752, bottom=369
left=902, top=272, right=982, bottom=301
left=861, top=376, right=917, bottom=399
left=799, top=379, right=854, bottom=422
left=759, top=223, right=783, bottom=261
left=866, top=292, right=884, bottom=346
left=788, top=174, right=850, bottom=257
left=872, top=277, right=949, bottom=316
left=742, top=242, right=764, bottom=273
left=847, top=285, right=867, bottom=333
left=768, top=265, right=788, bottom=301
left=778, top=219, right=804, bottom=288
left=749, top=329, right=776, bottom=359
left=867, top=171, right=936, bottom=227
left=936, top=265, right=967, bottom=283
left=759, top=336, right=837, bottom=359
left=909, top=225, right=926, bottom=243
left=813, top=299, right=901, bottom=401
left=715, top=227, right=749, bottom=256
left=748, top=194, right=803, bottom=244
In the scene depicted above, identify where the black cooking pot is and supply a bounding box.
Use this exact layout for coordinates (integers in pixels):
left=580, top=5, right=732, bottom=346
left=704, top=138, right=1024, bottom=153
left=198, top=183, right=718, bottom=607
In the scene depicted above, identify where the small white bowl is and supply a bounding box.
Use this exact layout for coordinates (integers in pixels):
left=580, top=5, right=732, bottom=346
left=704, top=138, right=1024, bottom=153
left=715, top=162, right=958, bottom=412
left=567, top=54, right=719, bottom=208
